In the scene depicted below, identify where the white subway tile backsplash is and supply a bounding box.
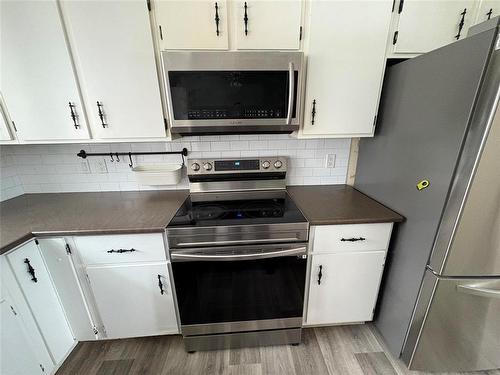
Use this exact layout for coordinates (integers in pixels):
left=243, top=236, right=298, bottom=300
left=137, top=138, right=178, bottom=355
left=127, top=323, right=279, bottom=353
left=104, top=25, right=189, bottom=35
left=0, top=136, right=351, bottom=201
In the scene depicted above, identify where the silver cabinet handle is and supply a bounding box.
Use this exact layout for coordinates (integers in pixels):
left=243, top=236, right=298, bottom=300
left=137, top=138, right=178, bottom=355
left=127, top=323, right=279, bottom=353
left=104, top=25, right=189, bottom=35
left=457, top=283, right=500, bottom=299
left=175, top=237, right=300, bottom=247
left=286, top=62, right=294, bottom=125
left=171, top=246, right=307, bottom=262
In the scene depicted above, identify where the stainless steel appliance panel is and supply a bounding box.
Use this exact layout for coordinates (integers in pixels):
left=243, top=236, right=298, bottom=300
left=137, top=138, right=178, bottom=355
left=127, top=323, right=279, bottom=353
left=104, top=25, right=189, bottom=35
left=407, top=272, right=500, bottom=372
left=430, top=65, right=500, bottom=276
left=183, top=328, right=302, bottom=352
left=162, top=51, right=304, bottom=134
left=354, top=29, right=496, bottom=357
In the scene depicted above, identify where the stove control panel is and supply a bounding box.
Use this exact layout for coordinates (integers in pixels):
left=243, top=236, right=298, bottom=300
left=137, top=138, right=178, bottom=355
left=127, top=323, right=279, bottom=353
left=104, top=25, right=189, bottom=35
left=188, top=157, right=287, bottom=175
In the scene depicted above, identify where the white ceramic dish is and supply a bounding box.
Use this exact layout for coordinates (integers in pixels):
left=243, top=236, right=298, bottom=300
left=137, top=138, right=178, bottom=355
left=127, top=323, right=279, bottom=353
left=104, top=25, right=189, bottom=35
left=132, top=164, right=183, bottom=186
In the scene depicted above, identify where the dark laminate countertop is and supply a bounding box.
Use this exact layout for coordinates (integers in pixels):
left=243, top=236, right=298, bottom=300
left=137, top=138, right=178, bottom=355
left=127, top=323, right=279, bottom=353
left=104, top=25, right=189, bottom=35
left=0, top=190, right=189, bottom=254
left=0, top=185, right=403, bottom=254
left=287, top=185, right=404, bottom=225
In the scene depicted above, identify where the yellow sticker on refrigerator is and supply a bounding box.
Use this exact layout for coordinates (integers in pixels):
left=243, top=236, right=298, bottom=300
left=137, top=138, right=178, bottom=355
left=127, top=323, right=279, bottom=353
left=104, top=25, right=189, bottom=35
left=417, top=179, right=430, bottom=191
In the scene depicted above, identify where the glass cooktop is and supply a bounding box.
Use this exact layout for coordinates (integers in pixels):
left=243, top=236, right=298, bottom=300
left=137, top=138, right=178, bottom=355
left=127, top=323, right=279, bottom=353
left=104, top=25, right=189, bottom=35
left=168, top=191, right=307, bottom=227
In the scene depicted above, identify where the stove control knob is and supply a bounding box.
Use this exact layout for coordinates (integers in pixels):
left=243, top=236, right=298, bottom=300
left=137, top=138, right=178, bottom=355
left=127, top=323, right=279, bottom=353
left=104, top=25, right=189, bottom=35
left=274, top=160, right=283, bottom=169
left=191, top=163, right=200, bottom=171
left=262, top=160, right=271, bottom=169
left=203, top=162, right=213, bottom=171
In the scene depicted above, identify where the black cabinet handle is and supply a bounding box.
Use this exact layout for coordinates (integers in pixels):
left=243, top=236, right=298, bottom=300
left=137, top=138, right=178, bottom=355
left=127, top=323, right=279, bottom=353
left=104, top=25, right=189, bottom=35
left=486, top=8, right=493, bottom=20
left=24, top=258, right=37, bottom=283
left=69, top=102, right=79, bottom=129
left=158, top=275, right=164, bottom=295
left=215, top=2, right=220, bottom=36
left=107, top=248, right=137, bottom=254
left=340, top=237, right=366, bottom=242
left=243, top=2, right=249, bottom=36
left=311, top=100, right=316, bottom=125
left=455, top=8, right=467, bottom=40
left=317, top=265, right=323, bottom=285
left=97, top=101, right=107, bottom=128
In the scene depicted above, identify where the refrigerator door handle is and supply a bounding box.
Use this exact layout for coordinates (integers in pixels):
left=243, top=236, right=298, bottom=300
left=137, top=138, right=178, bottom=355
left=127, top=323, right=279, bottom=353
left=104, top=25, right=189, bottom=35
left=457, top=283, right=500, bottom=299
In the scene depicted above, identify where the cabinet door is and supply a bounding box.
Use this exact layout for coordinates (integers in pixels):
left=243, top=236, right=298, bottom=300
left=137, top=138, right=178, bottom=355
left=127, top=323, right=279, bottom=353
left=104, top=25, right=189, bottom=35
left=302, top=0, right=392, bottom=137
left=6, top=241, right=75, bottom=364
left=0, top=0, right=90, bottom=141
left=61, top=1, right=165, bottom=139
left=234, top=0, right=302, bottom=50
left=1, top=257, right=53, bottom=375
left=156, top=0, right=229, bottom=50
left=38, top=238, right=97, bottom=341
left=0, top=296, right=45, bottom=375
left=475, top=0, right=500, bottom=23
left=0, top=93, right=14, bottom=142
left=86, top=262, right=178, bottom=339
left=306, top=251, right=386, bottom=325
left=394, top=0, right=477, bottom=54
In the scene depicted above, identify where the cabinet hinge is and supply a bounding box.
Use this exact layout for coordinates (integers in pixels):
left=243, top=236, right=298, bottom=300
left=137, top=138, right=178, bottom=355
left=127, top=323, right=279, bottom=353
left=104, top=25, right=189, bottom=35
left=146, top=0, right=151, bottom=11
left=164, top=118, right=168, bottom=130
left=11, top=120, right=17, bottom=132
left=34, top=239, right=39, bottom=245
left=392, top=31, right=399, bottom=45
left=391, top=0, right=395, bottom=12
left=373, top=115, right=377, bottom=128
left=92, top=325, right=99, bottom=335
left=159, top=25, right=163, bottom=40
left=10, top=305, right=17, bottom=316
left=299, top=26, right=303, bottom=41
left=85, top=273, right=91, bottom=284
left=40, top=364, right=45, bottom=372
left=65, top=243, right=72, bottom=255
left=398, top=0, right=404, bottom=13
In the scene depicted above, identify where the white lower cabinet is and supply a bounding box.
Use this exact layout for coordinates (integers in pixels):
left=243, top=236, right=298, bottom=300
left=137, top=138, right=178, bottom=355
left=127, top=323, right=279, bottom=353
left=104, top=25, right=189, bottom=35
left=6, top=241, right=75, bottom=365
left=304, top=224, right=393, bottom=326
left=306, top=251, right=386, bottom=325
left=38, top=238, right=98, bottom=341
left=85, top=262, right=178, bottom=339
left=1, top=257, right=54, bottom=375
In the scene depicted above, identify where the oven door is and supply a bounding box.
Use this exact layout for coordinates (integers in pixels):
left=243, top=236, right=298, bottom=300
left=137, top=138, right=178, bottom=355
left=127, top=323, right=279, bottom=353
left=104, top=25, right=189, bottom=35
left=162, top=51, right=304, bottom=135
left=170, top=243, right=307, bottom=336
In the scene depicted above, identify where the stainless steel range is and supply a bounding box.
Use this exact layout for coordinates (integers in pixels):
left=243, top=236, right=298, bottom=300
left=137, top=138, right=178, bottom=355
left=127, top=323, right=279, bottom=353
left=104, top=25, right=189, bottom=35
left=167, top=157, right=309, bottom=352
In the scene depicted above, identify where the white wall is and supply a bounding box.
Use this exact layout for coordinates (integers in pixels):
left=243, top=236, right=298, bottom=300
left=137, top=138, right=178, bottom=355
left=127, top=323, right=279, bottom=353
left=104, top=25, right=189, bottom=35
left=0, top=135, right=351, bottom=201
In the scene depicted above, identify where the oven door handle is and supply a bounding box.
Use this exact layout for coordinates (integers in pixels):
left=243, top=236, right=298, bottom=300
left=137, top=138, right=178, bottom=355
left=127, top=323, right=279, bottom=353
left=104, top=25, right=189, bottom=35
left=286, top=62, right=294, bottom=125
left=170, top=246, right=307, bottom=262
left=174, top=237, right=300, bottom=247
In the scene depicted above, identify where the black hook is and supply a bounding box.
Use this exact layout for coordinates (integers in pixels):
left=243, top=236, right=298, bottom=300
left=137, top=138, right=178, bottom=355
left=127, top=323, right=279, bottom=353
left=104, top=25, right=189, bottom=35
left=128, top=152, right=133, bottom=168
left=115, top=153, right=120, bottom=162
left=110, top=153, right=114, bottom=162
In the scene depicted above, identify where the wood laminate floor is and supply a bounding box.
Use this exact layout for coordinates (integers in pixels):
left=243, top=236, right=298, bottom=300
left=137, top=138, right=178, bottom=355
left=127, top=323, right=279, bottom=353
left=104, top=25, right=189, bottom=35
left=56, top=324, right=500, bottom=375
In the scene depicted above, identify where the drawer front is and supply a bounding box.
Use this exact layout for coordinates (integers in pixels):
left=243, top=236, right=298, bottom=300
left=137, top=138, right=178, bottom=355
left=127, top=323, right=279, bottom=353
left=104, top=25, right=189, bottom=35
left=312, top=223, right=393, bottom=253
left=74, top=233, right=166, bottom=265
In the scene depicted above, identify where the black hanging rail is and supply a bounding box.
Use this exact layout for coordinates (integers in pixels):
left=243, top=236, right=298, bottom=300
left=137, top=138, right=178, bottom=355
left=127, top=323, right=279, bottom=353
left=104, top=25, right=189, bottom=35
left=77, top=148, right=188, bottom=168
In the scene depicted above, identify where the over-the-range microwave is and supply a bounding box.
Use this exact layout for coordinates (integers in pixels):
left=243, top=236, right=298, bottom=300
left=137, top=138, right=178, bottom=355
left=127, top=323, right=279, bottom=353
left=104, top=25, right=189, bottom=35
left=162, top=51, right=304, bottom=135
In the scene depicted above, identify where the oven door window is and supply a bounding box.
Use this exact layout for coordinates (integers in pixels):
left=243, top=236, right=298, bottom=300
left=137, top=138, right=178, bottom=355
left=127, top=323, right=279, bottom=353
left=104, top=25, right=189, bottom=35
left=168, top=71, right=298, bottom=120
left=172, top=255, right=306, bottom=325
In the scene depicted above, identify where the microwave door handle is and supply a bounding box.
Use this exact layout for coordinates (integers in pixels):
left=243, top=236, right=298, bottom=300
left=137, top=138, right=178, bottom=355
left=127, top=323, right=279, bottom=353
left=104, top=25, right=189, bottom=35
left=286, top=62, right=294, bottom=125
left=171, top=246, right=307, bottom=262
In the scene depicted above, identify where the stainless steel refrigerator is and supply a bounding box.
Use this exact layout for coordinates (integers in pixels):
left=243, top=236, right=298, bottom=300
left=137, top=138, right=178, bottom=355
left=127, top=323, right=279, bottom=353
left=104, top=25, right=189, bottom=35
left=355, top=17, right=500, bottom=372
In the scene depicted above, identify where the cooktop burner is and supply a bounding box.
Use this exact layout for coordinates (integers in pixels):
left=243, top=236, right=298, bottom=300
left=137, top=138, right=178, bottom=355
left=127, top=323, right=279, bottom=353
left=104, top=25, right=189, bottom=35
left=168, top=191, right=306, bottom=227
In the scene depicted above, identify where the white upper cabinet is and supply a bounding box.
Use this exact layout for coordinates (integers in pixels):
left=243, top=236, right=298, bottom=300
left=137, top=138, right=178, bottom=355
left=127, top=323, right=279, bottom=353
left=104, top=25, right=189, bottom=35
left=0, top=0, right=90, bottom=141
left=301, top=0, right=392, bottom=137
left=0, top=94, right=14, bottom=142
left=6, top=241, right=75, bottom=365
left=61, top=1, right=166, bottom=139
left=156, top=0, right=229, bottom=50
left=234, top=1, right=302, bottom=50
left=392, top=0, right=477, bottom=54
left=475, top=0, right=500, bottom=23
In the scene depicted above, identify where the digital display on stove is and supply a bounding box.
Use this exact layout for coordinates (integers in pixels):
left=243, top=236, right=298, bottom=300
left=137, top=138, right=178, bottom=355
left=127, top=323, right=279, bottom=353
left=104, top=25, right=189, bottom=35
left=214, top=160, right=260, bottom=171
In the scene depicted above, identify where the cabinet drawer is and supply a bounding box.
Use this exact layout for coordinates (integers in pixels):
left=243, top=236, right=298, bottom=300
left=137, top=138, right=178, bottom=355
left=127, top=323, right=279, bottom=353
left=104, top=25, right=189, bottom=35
left=312, top=223, right=393, bottom=253
left=74, top=233, right=166, bottom=265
